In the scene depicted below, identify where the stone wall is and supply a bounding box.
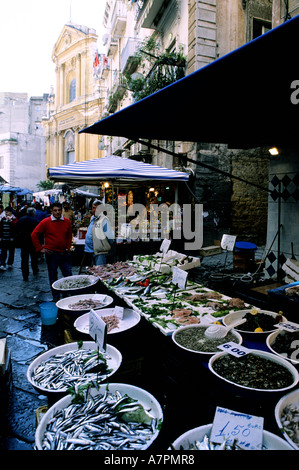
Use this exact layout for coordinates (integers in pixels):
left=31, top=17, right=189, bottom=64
left=230, top=149, right=269, bottom=246
left=192, top=144, right=269, bottom=247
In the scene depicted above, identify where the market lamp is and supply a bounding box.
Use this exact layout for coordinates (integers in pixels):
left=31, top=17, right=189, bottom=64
left=269, top=147, right=279, bottom=156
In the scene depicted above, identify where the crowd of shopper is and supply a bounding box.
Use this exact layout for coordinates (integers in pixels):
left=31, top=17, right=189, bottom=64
left=0, top=199, right=114, bottom=300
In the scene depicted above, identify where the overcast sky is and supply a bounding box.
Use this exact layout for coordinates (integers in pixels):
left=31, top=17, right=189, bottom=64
left=0, top=0, right=106, bottom=97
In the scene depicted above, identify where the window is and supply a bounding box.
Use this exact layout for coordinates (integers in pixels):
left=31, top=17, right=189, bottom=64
left=0, top=156, right=4, bottom=169
left=69, top=79, right=76, bottom=102
left=252, top=18, right=271, bottom=39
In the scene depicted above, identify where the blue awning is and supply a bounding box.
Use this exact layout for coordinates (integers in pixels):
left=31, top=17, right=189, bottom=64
left=80, top=16, right=299, bottom=149
left=48, top=155, right=189, bottom=183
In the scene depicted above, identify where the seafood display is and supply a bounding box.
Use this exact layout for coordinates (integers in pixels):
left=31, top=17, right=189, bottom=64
left=30, top=348, right=113, bottom=391
left=280, top=403, right=299, bottom=446
left=210, top=352, right=296, bottom=390
left=268, top=329, right=299, bottom=361
left=223, top=309, right=286, bottom=335
left=88, top=262, right=137, bottom=280
left=186, top=435, right=243, bottom=450
left=36, top=385, right=163, bottom=450
left=68, top=299, right=106, bottom=310
left=173, top=325, right=241, bottom=353
left=53, top=275, right=98, bottom=291
left=100, top=314, right=120, bottom=332
left=27, top=342, right=122, bottom=393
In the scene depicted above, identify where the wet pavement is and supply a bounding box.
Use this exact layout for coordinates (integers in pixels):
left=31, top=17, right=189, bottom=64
left=0, top=245, right=285, bottom=454
left=0, top=248, right=81, bottom=450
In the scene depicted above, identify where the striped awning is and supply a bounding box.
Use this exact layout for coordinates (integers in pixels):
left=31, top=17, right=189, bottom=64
left=48, top=155, right=189, bottom=184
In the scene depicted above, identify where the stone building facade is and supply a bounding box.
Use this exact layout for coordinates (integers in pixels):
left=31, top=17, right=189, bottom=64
left=0, top=92, right=48, bottom=191
left=42, top=23, right=104, bottom=170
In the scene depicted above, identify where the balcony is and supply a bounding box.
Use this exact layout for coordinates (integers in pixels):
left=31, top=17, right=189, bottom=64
left=107, top=73, right=127, bottom=113
left=111, top=0, right=127, bottom=37
left=120, top=38, right=140, bottom=74
left=136, top=0, right=169, bottom=29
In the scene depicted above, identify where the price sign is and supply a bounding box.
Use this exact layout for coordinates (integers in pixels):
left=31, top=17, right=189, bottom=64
left=89, top=309, right=107, bottom=352
left=275, top=321, right=299, bottom=332
left=172, top=266, right=188, bottom=290
left=113, top=306, right=124, bottom=320
left=217, top=341, right=250, bottom=357
left=210, top=407, right=264, bottom=450
left=160, top=239, right=171, bottom=253
left=221, top=234, right=236, bottom=251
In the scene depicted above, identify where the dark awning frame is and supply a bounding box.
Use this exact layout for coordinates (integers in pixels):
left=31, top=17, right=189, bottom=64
left=80, top=15, right=299, bottom=150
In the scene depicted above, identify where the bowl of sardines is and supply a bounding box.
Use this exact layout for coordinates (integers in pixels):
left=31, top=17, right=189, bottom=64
left=275, top=388, right=299, bottom=450
left=52, top=275, right=99, bottom=293
left=172, top=324, right=243, bottom=357
left=266, top=327, right=299, bottom=365
left=222, top=309, right=287, bottom=339
left=35, top=383, right=163, bottom=450
left=27, top=341, right=122, bottom=395
left=170, top=423, right=294, bottom=450
left=208, top=349, right=299, bottom=395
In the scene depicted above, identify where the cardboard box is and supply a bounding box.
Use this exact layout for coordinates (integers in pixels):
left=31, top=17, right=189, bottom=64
left=282, top=258, right=299, bottom=282
left=199, top=245, right=222, bottom=257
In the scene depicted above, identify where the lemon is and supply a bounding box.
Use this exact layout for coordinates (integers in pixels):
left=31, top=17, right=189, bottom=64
left=254, top=327, right=263, bottom=333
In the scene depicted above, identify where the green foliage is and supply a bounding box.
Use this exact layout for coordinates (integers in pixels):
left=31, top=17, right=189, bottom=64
left=124, top=36, right=187, bottom=102
left=36, top=179, right=55, bottom=190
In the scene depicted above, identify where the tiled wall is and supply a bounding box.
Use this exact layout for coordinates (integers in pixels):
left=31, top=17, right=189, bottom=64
left=266, top=153, right=299, bottom=279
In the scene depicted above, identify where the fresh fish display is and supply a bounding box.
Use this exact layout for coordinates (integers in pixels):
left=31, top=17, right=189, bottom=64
left=280, top=403, right=299, bottom=446
left=68, top=299, right=105, bottom=310
left=31, top=349, right=112, bottom=391
left=100, top=314, right=120, bottom=332
left=40, top=388, right=159, bottom=450
left=55, top=277, right=93, bottom=290
left=187, top=435, right=243, bottom=450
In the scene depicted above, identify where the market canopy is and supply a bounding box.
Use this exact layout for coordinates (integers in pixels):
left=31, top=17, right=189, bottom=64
left=48, top=155, right=189, bottom=184
left=79, top=15, right=299, bottom=149
left=0, top=185, right=32, bottom=194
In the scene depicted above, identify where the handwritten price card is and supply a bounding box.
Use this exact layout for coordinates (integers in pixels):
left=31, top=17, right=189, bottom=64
left=210, top=407, right=264, bottom=450
left=89, top=309, right=107, bottom=352
left=172, top=266, right=188, bottom=290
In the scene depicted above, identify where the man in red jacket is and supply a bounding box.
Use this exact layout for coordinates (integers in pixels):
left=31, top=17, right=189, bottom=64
left=31, top=202, right=73, bottom=300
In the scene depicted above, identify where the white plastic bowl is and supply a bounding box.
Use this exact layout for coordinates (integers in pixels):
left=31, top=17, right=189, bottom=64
left=222, top=309, right=287, bottom=338
left=27, top=341, right=122, bottom=394
left=208, top=349, right=299, bottom=393
left=275, top=389, right=299, bottom=450
left=171, top=423, right=294, bottom=450
left=172, top=324, right=243, bottom=357
left=35, top=383, right=163, bottom=450
left=266, top=329, right=299, bottom=365
left=52, top=274, right=99, bottom=292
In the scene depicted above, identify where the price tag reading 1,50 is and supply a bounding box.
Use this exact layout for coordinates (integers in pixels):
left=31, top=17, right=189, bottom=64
left=217, top=341, right=250, bottom=357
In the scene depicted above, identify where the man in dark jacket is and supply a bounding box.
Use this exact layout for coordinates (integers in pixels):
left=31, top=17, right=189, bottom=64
left=15, top=206, right=39, bottom=281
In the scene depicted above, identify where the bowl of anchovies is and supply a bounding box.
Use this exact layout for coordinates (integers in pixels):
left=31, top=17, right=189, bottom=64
left=35, top=382, right=163, bottom=450
left=172, top=324, right=243, bottom=357
left=266, top=328, right=299, bottom=365
left=52, top=275, right=99, bottom=293
left=27, top=341, right=122, bottom=395
left=170, top=423, right=294, bottom=450
left=222, top=309, right=287, bottom=340
left=275, top=389, right=299, bottom=450
left=208, top=349, right=299, bottom=395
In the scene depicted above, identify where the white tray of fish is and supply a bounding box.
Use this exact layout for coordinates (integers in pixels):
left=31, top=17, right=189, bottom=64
left=35, top=383, right=163, bottom=450
left=27, top=341, right=122, bottom=394
left=52, top=275, right=99, bottom=292
left=56, top=293, right=113, bottom=313
left=74, top=308, right=141, bottom=335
